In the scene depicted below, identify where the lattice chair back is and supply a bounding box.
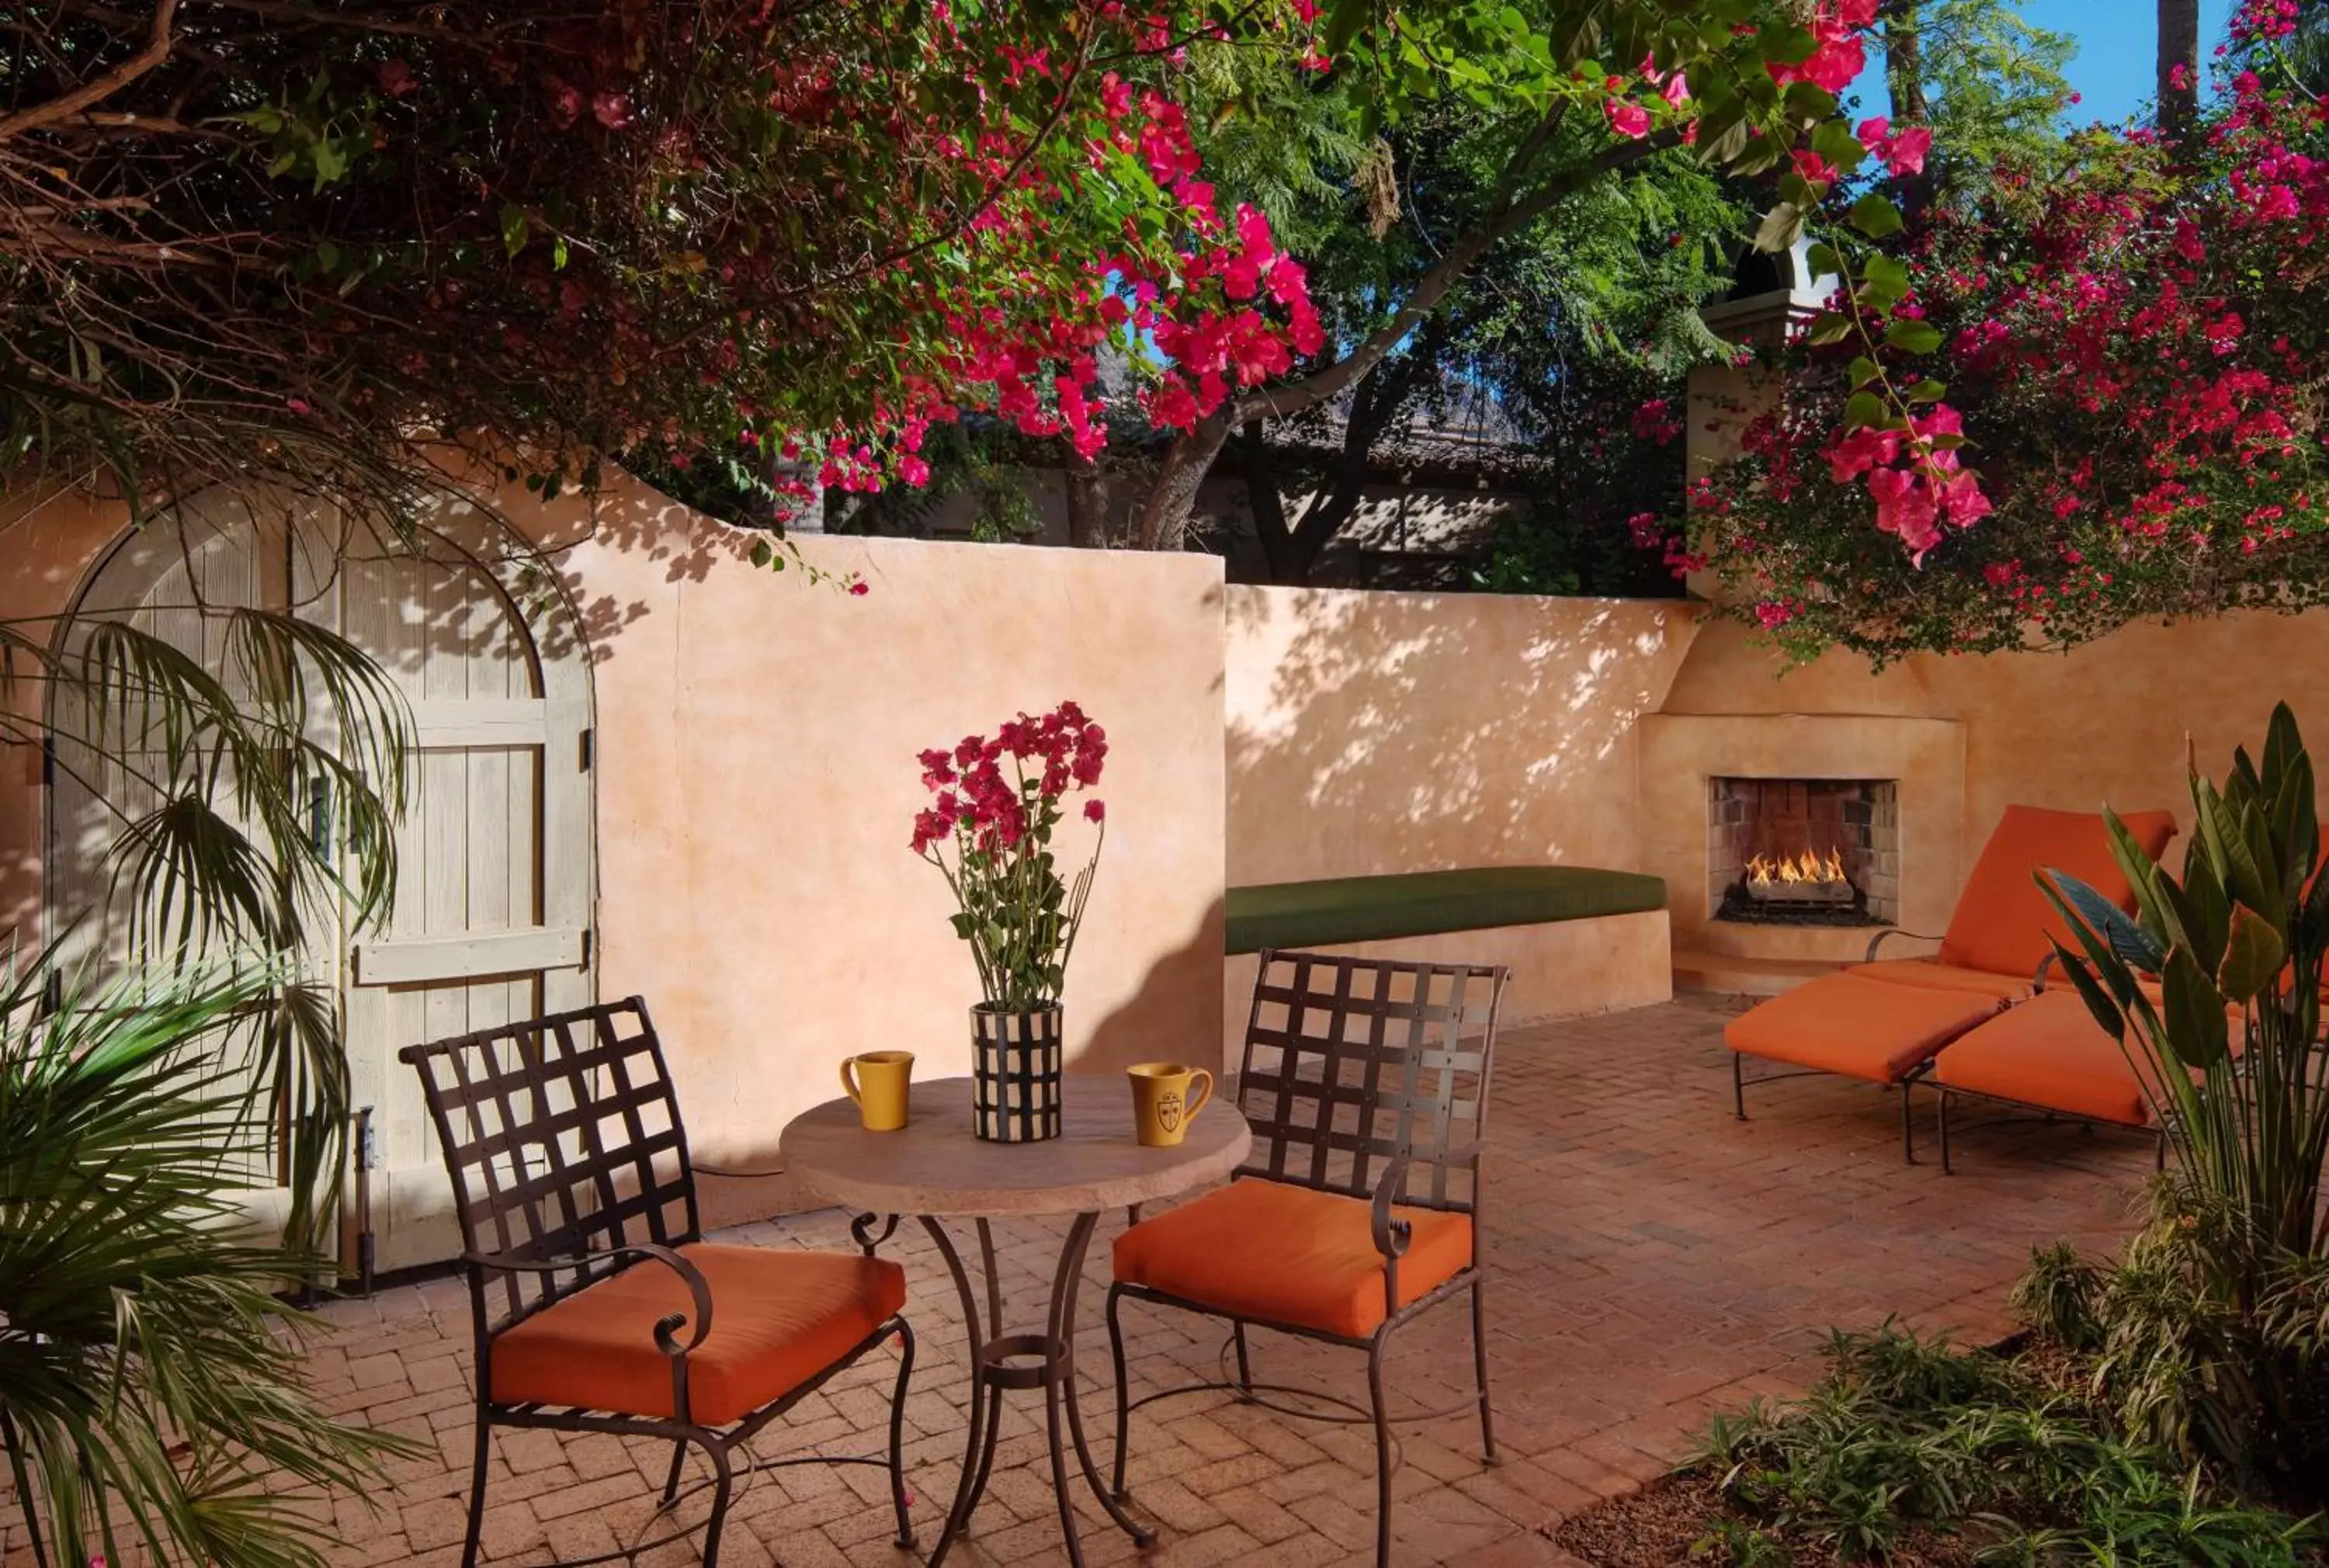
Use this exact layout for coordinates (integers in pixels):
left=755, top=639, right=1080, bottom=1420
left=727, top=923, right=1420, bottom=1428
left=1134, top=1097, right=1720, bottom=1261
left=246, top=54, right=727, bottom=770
left=399, top=995, right=700, bottom=1325
left=1235, top=950, right=1510, bottom=1213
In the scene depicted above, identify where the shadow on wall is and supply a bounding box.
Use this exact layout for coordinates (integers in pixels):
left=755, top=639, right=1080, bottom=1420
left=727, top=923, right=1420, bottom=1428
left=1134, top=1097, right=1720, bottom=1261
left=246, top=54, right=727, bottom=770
left=1225, top=586, right=1702, bottom=886
left=1077, top=899, right=1227, bottom=1079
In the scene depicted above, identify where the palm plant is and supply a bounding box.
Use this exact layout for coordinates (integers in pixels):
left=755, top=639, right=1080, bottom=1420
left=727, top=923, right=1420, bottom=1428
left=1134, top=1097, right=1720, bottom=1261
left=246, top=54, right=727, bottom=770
left=2043, top=702, right=2329, bottom=1261
left=2040, top=701, right=2329, bottom=1499
left=4, top=564, right=410, bottom=1258
left=0, top=952, right=422, bottom=1568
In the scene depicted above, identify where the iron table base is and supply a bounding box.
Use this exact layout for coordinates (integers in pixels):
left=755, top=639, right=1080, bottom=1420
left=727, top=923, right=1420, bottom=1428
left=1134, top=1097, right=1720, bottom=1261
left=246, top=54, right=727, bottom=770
left=918, top=1212, right=1151, bottom=1568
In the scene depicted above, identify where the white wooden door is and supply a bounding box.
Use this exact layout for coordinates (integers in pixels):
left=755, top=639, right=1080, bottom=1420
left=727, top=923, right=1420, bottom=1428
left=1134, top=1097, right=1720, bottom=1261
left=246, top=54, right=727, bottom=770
left=48, top=494, right=595, bottom=1271
left=325, top=505, right=595, bottom=1271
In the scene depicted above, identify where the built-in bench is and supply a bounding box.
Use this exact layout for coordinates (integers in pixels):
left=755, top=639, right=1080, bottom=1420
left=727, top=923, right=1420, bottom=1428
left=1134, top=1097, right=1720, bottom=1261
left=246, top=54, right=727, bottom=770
left=1220, top=866, right=1674, bottom=1056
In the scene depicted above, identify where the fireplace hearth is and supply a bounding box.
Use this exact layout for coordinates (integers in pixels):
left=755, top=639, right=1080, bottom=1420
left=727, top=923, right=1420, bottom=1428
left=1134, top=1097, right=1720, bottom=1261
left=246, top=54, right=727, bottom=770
left=1708, top=777, right=1899, bottom=928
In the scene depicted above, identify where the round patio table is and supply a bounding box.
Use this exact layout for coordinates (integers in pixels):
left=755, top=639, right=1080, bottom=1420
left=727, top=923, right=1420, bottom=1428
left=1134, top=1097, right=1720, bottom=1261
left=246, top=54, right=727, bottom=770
left=779, top=1075, right=1250, bottom=1568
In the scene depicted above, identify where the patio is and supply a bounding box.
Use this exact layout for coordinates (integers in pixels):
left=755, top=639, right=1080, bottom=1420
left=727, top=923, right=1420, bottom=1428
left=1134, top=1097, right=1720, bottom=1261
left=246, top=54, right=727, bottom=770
left=281, top=996, right=2151, bottom=1568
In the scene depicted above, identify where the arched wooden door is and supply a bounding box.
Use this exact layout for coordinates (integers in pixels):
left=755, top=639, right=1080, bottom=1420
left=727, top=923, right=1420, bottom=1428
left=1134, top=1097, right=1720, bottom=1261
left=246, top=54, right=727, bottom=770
left=49, top=492, right=595, bottom=1271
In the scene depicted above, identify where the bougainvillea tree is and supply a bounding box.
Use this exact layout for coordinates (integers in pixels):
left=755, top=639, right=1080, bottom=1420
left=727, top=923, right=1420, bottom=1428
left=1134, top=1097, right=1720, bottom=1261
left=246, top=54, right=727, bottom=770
left=2, top=0, right=1927, bottom=556
left=1683, top=0, right=2328, bottom=662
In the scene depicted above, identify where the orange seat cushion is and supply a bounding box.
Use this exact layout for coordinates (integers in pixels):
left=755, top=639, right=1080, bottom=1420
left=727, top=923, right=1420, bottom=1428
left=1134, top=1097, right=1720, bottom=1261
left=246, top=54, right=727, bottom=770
left=1845, top=959, right=2035, bottom=1001
left=490, top=1244, right=905, bottom=1426
left=1937, top=806, right=2177, bottom=981
left=1112, top=1178, right=1472, bottom=1339
left=1932, top=990, right=2161, bottom=1128
left=1724, top=972, right=2004, bottom=1084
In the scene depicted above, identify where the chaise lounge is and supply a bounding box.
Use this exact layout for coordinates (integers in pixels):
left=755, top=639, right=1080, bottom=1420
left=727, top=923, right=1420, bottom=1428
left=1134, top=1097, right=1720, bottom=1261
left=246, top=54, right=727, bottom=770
left=1723, top=804, right=2178, bottom=1160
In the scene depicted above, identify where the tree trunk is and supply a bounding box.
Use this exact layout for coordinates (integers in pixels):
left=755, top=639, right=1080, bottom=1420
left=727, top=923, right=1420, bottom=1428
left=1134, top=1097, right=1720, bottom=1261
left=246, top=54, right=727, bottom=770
left=1133, top=420, right=1231, bottom=550
left=1883, top=0, right=1934, bottom=223
left=1063, top=460, right=1109, bottom=548
left=2157, top=0, right=2201, bottom=146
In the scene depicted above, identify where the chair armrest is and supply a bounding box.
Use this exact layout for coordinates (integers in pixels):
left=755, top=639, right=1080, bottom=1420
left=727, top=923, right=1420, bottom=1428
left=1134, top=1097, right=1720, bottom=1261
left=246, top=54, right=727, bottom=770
left=1865, top=929, right=1945, bottom=963
left=1370, top=1155, right=1414, bottom=1261
left=463, top=1242, right=714, bottom=1356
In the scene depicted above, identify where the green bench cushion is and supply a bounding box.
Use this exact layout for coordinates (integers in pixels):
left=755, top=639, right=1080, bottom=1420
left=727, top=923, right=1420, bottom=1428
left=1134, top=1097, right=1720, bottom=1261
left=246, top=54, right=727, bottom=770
left=1224, top=866, right=1667, bottom=956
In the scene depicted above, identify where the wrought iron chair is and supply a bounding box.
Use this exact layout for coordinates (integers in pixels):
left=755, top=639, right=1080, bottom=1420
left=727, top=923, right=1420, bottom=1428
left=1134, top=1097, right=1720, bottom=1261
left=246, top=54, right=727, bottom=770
left=400, top=996, right=915, bottom=1568
left=1105, top=950, right=1510, bottom=1568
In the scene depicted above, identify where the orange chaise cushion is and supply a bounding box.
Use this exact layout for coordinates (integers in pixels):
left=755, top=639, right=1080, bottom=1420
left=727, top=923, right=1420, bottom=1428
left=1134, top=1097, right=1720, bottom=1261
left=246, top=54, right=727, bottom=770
left=1937, top=805, right=2177, bottom=981
left=1932, top=990, right=2162, bottom=1129
left=490, top=1244, right=905, bottom=1426
left=1113, top=1178, right=1472, bottom=1339
left=1724, top=971, right=2005, bottom=1084
left=1845, top=959, right=2036, bottom=1002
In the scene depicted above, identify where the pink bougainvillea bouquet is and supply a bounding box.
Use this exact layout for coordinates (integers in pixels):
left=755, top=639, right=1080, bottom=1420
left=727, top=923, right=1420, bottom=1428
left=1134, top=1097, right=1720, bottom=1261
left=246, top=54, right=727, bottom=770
left=912, top=702, right=1108, bottom=1011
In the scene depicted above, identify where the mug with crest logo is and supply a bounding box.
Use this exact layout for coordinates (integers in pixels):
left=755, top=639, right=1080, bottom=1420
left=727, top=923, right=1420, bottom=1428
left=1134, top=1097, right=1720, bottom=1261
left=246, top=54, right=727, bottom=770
left=1126, top=1061, right=1213, bottom=1148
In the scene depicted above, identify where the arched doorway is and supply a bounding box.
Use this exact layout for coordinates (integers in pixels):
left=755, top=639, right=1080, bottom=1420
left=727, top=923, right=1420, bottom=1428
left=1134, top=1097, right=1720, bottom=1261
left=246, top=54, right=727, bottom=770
left=47, top=491, right=595, bottom=1271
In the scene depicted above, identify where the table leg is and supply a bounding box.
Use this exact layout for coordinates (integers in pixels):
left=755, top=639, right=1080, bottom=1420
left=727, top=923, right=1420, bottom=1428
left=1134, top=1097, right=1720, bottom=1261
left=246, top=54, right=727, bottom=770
left=919, top=1217, right=992, bottom=1568
left=1049, top=1212, right=1158, bottom=1547
left=918, top=1210, right=1158, bottom=1568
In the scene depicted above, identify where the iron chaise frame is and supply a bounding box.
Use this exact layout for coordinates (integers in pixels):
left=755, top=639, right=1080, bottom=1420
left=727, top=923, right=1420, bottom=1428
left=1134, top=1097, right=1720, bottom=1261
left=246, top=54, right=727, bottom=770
left=401, top=996, right=915, bottom=1568
left=1103, top=949, right=1511, bottom=1568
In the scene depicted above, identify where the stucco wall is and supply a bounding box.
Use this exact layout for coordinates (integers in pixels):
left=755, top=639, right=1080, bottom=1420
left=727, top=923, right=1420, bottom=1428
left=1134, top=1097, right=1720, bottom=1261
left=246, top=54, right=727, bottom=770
left=0, top=470, right=1227, bottom=1236
left=1661, top=614, right=2329, bottom=860
left=1224, top=585, right=1702, bottom=884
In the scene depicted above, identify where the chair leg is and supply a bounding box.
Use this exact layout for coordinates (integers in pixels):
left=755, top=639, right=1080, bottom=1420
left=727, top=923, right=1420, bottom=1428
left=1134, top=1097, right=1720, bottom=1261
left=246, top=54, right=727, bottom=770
left=1900, top=1077, right=1918, bottom=1165
left=1939, top=1087, right=1954, bottom=1175
left=1733, top=1052, right=1747, bottom=1120
left=697, top=1433, right=735, bottom=1568
left=1369, top=1327, right=1396, bottom=1568
left=1232, top=1321, right=1255, bottom=1401
left=660, top=1438, right=688, bottom=1509
left=888, top=1321, right=918, bottom=1549
left=1470, top=1276, right=1498, bottom=1465
left=1105, top=1285, right=1134, bottom=1501
left=460, top=1417, right=493, bottom=1568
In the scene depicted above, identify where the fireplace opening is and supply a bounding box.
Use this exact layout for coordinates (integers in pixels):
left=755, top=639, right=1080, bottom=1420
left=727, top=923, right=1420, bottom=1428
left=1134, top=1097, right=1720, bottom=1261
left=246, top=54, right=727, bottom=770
left=1708, top=777, right=1899, bottom=928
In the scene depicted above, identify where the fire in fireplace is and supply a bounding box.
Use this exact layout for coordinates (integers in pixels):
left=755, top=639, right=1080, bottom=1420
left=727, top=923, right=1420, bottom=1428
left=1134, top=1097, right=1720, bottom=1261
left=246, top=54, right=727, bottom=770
left=1707, top=777, right=1900, bottom=928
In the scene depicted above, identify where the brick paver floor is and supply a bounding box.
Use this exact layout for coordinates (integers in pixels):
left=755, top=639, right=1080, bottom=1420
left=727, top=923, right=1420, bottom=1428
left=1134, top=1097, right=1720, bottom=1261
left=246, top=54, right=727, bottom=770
left=2, top=997, right=2161, bottom=1568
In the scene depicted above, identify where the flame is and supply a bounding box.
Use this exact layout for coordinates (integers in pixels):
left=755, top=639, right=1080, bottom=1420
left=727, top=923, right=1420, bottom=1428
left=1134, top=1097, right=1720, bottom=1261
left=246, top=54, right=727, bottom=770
left=1746, top=848, right=1848, bottom=886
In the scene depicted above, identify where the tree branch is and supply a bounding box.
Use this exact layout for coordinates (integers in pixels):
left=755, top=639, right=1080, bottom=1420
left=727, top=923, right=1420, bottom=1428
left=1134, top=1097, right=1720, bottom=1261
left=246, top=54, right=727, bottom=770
left=0, top=0, right=178, bottom=144
left=1227, top=128, right=1678, bottom=427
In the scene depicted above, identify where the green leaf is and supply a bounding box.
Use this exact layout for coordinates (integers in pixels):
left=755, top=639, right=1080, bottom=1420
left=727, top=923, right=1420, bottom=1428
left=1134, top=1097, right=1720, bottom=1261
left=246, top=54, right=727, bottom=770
left=1843, top=390, right=1886, bottom=430
left=1883, top=318, right=1942, bottom=354
left=1848, top=193, right=1904, bottom=240
left=1846, top=356, right=1880, bottom=389
left=2217, top=903, right=2285, bottom=1003
left=499, top=202, right=529, bottom=260
left=1752, top=203, right=1804, bottom=253
left=2158, top=945, right=2230, bottom=1070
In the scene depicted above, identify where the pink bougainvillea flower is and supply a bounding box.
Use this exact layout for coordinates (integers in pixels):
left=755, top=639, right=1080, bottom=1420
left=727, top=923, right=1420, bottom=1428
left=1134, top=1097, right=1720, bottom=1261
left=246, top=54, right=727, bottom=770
left=377, top=58, right=417, bottom=97
left=1606, top=99, right=1651, bottom=139
left=1085, top=799, right=1106, bottom=823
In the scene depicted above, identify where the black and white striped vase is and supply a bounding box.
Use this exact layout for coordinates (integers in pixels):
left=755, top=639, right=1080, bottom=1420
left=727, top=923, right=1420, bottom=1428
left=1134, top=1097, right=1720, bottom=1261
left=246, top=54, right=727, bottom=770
left=970, top=1002, right=1064, bottom=1143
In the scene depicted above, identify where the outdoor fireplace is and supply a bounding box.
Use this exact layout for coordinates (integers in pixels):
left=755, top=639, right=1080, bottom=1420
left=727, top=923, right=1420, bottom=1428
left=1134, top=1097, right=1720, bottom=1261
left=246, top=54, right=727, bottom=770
left=1707, top=777, right=1900, bottom=928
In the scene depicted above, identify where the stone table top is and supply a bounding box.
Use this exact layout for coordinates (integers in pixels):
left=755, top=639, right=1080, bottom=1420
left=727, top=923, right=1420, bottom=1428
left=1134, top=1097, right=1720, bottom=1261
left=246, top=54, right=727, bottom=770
left=779, top=1075, right=1250, bottom=1219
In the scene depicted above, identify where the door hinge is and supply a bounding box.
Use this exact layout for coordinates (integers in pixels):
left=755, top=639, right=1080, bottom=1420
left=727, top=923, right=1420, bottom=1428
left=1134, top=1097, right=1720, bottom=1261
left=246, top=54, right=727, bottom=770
left=578, top=727, right=593, bottom=772
left=580, top=928, right=593, bottom=971
left=40, top=735, right=55, bottom=789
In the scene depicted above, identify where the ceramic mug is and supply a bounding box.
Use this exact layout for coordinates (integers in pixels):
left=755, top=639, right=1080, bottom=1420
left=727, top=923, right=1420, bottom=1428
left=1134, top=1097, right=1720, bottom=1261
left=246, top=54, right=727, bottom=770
left=1127, top=1061, right=1213, bottom=1147
left=842, top=1050, right=915, bottom=1132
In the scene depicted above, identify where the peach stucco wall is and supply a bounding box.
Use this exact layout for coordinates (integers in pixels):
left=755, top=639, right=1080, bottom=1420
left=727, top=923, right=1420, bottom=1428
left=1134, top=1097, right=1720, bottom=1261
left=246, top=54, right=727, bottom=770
left=1661, top=614, right=2329, bottom=863
left=1224, top=585, right=1702, bottom=883
left=0, top=470, right=1227, bottom=1233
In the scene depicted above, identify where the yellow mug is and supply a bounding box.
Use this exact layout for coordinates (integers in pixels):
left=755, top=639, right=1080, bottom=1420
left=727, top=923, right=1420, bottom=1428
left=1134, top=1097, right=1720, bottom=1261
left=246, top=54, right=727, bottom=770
left=1127, top=1062, right=1214, bottom=1148
left=842, top=1050, right=915, bottom=1132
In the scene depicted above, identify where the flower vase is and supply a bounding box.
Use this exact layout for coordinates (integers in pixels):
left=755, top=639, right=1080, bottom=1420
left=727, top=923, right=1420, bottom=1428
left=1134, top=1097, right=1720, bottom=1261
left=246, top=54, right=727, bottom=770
left=970, top=1003, right=1063, bottom=1143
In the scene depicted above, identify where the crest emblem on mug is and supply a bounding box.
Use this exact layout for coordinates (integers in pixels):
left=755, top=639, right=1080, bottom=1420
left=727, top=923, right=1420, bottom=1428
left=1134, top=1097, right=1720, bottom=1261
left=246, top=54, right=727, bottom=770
left=1157, top=1092, right=1184, bottom=1132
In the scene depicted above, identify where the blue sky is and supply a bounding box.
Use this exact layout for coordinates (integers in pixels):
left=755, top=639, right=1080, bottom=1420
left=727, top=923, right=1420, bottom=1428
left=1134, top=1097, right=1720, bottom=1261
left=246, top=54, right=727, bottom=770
left=1845, top=0, right=2239, bottom=127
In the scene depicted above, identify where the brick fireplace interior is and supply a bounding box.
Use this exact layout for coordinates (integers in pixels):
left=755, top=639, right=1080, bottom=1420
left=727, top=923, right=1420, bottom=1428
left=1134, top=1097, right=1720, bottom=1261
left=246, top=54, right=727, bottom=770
left=1707, top=777, right=1900, bottom=928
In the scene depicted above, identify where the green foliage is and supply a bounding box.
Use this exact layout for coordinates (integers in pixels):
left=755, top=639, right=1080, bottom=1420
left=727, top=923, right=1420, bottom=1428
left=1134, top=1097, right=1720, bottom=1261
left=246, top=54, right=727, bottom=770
left=1893, top=0, right=2077, bottom=184
left=1687, top=1322, right=2325, bottom=1564
left=0, top=954, right=423, bottom=1568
